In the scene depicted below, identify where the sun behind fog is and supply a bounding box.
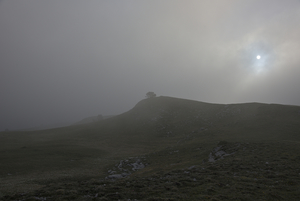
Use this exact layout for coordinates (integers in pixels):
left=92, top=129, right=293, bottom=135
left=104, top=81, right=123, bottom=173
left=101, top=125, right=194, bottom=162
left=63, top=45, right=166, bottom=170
left=257, top=55, right=261, bottom=59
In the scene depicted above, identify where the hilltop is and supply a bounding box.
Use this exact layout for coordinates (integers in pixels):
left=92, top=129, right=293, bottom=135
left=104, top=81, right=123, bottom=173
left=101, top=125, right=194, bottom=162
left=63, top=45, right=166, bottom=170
left=122, top=96, right=300, bottom=141
left=1, top=96, right=300, bottom=200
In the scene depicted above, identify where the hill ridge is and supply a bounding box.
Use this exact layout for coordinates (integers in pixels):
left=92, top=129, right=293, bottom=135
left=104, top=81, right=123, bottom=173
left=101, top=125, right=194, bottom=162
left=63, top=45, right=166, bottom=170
left=116, top=96, right=300, bottom=142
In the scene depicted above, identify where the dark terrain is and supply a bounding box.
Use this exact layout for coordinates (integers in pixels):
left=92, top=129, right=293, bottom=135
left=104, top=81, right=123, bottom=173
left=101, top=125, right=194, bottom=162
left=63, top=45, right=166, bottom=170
left=1, top=96, right=300, bottom=200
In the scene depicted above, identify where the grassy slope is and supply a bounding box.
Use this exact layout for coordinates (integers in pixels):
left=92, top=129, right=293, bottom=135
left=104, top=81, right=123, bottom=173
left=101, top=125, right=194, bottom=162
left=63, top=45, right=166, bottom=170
left=1, top=96, right=300, bottom=199
left=73, top=115, right=115, bottom=125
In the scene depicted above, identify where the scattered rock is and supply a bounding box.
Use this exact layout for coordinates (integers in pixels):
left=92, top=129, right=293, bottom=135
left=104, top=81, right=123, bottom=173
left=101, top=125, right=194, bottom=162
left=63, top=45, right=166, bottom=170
left=208, top=141, right=239, bottom=163
left=188, top=165, right=196, bottom=170
left=106, top=157, right=147, bottom=180
left=107, top=174, right=124, bottom=179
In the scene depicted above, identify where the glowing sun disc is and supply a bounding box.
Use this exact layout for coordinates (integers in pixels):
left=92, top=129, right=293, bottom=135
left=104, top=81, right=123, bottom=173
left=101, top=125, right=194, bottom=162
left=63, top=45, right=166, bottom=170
left=257, top=55, right=261, bottom=59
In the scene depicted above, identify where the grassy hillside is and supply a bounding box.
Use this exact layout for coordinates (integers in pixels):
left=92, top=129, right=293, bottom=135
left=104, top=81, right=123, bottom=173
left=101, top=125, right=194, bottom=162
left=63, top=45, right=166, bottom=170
left=73, top=115, right=115, bottom=125
left=1, top=96, right=300, bottom=200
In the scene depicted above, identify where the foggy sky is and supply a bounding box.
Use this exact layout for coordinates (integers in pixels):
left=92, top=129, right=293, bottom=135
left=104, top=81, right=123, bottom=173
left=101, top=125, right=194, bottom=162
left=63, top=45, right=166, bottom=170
left=1, top=0, right=300, bottom=130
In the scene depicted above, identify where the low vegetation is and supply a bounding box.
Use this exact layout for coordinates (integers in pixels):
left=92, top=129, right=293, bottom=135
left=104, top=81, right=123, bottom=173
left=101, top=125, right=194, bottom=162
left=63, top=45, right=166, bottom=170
left=1, top=96, right=300, bottom=200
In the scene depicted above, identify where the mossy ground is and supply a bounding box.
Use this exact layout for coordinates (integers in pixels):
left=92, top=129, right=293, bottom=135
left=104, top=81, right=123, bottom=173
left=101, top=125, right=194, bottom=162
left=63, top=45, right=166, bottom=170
left=2, top=141, right=300, bottom=200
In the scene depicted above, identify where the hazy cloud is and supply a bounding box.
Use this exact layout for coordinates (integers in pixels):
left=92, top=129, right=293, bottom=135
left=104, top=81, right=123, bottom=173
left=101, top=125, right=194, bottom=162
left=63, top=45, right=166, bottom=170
left=1, top=0, right=300, bottom=130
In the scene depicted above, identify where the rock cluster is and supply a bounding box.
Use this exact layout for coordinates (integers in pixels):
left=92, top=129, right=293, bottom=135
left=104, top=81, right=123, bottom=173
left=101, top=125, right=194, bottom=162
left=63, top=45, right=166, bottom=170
left=208, top=141, right=238, bottom=162
left=106, top=157, right=146, bottom=179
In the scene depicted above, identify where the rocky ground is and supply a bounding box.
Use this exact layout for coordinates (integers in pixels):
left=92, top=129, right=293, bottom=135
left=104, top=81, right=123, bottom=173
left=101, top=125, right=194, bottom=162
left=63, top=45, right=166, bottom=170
left=106, top=157, right=147, bottom=180
left=2, top=141, right=300, bottom=200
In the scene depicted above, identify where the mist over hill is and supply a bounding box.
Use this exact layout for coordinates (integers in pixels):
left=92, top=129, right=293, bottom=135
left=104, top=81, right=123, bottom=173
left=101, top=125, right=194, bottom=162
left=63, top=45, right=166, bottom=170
left=73, top=115, right=115, bottom=125
left=2, top=1, right=300, bottom=199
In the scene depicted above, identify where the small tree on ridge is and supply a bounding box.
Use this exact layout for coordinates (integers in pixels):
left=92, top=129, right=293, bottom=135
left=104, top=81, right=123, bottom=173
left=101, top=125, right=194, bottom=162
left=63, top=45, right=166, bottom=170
left=145, top=92, right=156, bottom=98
